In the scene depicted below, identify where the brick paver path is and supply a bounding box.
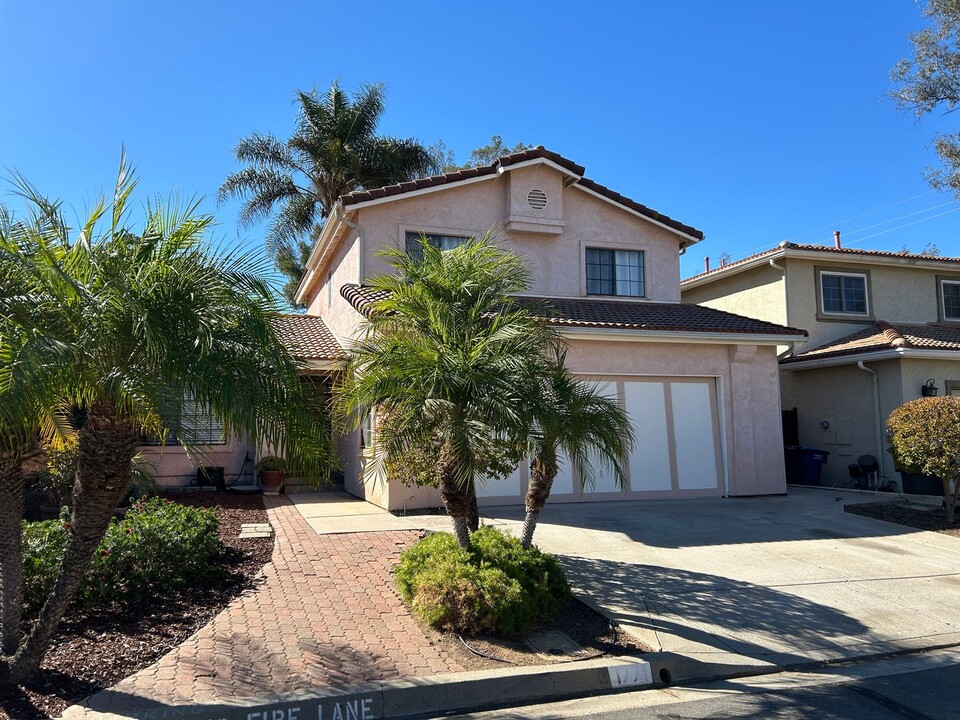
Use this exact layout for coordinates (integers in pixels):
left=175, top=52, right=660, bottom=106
left=66, top=496, right=462, bottom=713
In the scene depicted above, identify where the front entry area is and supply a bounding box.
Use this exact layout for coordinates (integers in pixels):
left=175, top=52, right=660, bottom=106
left=475, top=375, right=725, bottom=504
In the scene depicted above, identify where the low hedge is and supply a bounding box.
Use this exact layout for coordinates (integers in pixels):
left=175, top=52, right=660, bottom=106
left=395, top=526, right=570, bottom=635
left=22, top=497, right=223, bottom=613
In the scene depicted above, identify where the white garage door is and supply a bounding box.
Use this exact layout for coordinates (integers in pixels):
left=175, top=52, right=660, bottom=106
left=579, top=376, right=724, bottom=499
left=473, top=376, right=724, bottom=504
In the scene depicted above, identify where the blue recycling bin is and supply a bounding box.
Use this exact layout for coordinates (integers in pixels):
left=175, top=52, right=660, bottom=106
left=784, top=447, right=829, bottom=486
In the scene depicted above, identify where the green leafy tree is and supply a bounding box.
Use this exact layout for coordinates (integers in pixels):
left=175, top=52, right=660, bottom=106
left=521, top=348, right=634, bottom=548
left=337, top=234, right=556, bottom=548
left=892, top=0, right=960, bottom=194
left=0, top=157, right=332, bottom=686
left=887, top=397, right=960, bottom=523
left=219, top=81, right=434, bottom=306
left=428, top=136, right=532, bottom=173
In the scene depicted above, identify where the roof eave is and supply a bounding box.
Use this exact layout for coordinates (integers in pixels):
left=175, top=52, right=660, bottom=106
left=294, top=203, right=351, bottom=305
left=557, top=326, right=807, bottom=345
left=779, top=346, right=960, bottom=370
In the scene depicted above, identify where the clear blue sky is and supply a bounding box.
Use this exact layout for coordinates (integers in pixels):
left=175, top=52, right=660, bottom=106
left=1, top=0, right=956, bottom=280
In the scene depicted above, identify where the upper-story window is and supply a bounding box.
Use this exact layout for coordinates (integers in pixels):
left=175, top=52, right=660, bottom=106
left=940, top=278, right=960, bottom=321
left=586, top=248, right=644, bottom=297
left=819, top=270, right=869, bottom=316
left=404, top=231, right=468, bottom=262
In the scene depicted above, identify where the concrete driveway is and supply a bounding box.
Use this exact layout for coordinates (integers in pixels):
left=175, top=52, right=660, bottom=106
left=481, top=488, right=960, bottom=671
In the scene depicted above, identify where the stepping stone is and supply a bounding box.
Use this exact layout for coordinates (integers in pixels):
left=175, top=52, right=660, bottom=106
left=238, top=523, right=274, bottom=539
left=524, top=630, right=585, bottom=660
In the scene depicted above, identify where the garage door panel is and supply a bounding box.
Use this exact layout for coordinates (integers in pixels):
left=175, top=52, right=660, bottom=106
left=671, top=381, right=721, bottom=491
left=583, top=381, right=621, bottom=494
left=477, top=464, right=523, bottom=498
left=552, top=450, right=575, bottom=495
left=624, top=381, right=672, bottom=492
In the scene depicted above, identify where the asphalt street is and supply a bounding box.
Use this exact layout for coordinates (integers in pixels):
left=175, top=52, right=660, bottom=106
left=441, top=647, right=960, bottom=719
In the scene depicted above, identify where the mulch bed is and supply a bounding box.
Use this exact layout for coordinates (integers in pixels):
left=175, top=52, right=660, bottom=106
left=422, top=596, right=649, bottom=671
left=845, top=500, right=960, bottom=537
left=0, top=491, right=273, bottom=720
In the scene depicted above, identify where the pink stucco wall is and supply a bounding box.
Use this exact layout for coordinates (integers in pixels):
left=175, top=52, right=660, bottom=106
left=349, top=167, right=682, bottom=303
left=141, top=437, right=254, bottom=490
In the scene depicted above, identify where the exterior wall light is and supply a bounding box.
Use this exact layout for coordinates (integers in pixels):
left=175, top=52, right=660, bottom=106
left=922, top=379, right=939, bottom=397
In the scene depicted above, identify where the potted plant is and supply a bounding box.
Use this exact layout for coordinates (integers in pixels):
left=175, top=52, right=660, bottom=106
left=257, top=455, right=287, bottom=494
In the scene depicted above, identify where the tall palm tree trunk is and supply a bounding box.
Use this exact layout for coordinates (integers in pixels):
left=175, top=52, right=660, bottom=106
left=5, top=403, right=137, bottom=686
left=522, top=448, right=558, bottom=549
left=0, top=454, right=25, bottom=657
left=438, top=443, right=474, bottom=549
left=467, top=492, right=480, bottom=533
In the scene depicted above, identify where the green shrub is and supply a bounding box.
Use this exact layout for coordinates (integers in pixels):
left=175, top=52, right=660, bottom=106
left=395, top=526, right=570, bottom=635
left=22, top=515, right=69, bottom=612
left=21, top=497, right=223, bottom=613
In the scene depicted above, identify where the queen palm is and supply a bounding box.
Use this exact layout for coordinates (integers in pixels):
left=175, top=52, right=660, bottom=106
left=0, top=158, right=332, bottom=686
left=338, top=235, right=555, bottom=549
left=521, top=349, right=634, bottom=548
left=219, top=81, right=434, bottom=305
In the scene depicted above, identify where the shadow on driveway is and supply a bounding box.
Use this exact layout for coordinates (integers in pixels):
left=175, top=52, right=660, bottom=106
left=485, top=489, right=923, bottom=549
left=560, top=555, right=878, bottom=664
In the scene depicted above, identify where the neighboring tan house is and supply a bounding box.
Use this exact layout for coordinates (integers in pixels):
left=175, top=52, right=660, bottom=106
left=681, top=238, right=960, bottom=490
left=266, top=146, right=806, bottom=511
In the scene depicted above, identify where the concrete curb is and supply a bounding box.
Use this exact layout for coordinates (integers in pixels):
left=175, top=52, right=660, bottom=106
left=62, top=656, right=653, bottom=720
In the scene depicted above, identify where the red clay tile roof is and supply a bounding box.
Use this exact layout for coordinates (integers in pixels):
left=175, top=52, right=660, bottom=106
left=683, top=242, right=960, bottom=285
left=338, top=147, right=705, bottom=242
left=782, top=321, right=960, bottom=364
left=340, top=284, right=806, bottom=338
left=271, top=315, right=344, bottom=361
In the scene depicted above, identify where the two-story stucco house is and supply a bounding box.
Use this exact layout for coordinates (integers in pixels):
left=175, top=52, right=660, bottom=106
left=142, top=147, right=807, bottom=504
left=273, top=147, right=805, bottom=511
left=681, top=238, right=960, bottom=490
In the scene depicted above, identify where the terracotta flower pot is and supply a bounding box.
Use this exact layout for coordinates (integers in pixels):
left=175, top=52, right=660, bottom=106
left=259, top=469, right=285, bottom=494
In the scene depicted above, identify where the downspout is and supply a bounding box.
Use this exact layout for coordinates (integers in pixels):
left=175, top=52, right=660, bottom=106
left=857, top=361, right=886, bottom=484
left=769, top=257, right=794, bottom=360
left=335, top=203, right=366, bottom=282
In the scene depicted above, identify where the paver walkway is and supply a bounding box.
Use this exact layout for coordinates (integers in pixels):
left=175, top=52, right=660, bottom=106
left=65, top=496, right=462, bottom=716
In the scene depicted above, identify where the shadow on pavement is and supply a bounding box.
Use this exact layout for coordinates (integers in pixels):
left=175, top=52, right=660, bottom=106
left=484, top=490, right=921, bottom=549
left=560, top=555, right=877, bottom=664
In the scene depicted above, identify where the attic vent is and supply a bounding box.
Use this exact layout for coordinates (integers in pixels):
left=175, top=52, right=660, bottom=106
left=527, top=188, right=548, bottom=210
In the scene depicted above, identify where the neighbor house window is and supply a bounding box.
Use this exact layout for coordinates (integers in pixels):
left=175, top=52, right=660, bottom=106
left=404, top=232, right=468, bottom=262
left=586, top=248, right=644, bottom=297
left=941, top=279, right=960, bottom=321
left=140, top=396, right=225, bottom=446
left=819, top=271, right=868, bottom=315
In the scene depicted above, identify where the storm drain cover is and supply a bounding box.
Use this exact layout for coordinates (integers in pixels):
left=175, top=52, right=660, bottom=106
left=524, top=630, right=584, bottom=659
left=238, top=523, right=273, bottom=539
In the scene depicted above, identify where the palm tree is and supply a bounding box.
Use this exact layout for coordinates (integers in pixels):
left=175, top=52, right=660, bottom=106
left=0, top=157, right=333, bottom=686
left=520, top=349, right=634, bottom=548
left=219, top=81, right=434, bottom=305
left=0, top=200, right=73, bottom=658
left=338, top=234, right=555, bottom=548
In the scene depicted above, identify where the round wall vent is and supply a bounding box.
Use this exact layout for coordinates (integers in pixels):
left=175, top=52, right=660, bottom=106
left=527, top=188, right=548, bottom=210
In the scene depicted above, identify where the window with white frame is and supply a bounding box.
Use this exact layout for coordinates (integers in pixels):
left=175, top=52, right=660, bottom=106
left=819, top=271, right=868, bottom=316
left=941, top=279, right=960, bottom=321
left=404, top=232, right=468, bottom=262
left=585, top=248, right=644, bottom=297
